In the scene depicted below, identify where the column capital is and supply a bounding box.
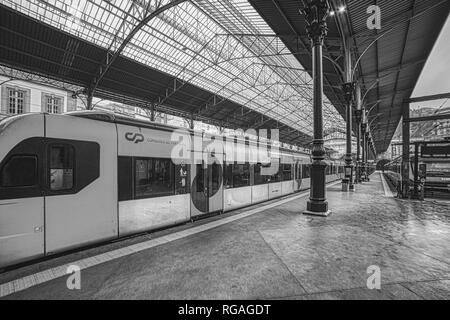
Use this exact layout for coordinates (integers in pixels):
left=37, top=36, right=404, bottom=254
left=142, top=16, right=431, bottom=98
left=301, top=0, right=330, bottom=46
left=361, top=123, right=367, bottom=132
left=342, top=82, right=355, bottom=104
left=355, top=109, right=363, bottom=122
left=311, top=139, right=326, bottom=160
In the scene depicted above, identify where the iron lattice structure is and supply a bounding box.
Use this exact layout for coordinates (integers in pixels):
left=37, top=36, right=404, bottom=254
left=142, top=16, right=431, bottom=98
left=0, top=0, right=346, bottom=141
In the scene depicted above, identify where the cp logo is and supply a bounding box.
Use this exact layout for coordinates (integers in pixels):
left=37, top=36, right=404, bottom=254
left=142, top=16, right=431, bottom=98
left=125, top=133, right=145, bottom=144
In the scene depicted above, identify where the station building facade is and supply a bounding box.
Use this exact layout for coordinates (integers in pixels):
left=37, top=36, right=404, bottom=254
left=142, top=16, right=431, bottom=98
left=0, top=76, right=78, bottom=119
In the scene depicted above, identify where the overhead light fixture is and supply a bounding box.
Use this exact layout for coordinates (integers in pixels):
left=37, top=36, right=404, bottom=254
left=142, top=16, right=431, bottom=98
left=338, top=6, right=346, bottom=13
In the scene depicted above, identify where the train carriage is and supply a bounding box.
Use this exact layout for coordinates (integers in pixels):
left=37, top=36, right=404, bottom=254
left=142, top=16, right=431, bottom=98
left=383, top=155, right=450, bottom=195
left=0, top=111, right=344, bottom=268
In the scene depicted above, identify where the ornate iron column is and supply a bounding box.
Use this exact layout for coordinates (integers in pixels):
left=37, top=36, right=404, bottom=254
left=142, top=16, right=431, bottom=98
left=342, top=81, right=355, bottom=191
left=401, top=102, right=410, bottom=198
left=355, top=85, right=362, bottom=183
left=361, top=117, right=367, bottom=182
left=150, top=103, right=156, bottom=122
left=365, top=130, right=370, bottom=181
left=85, top=88, right=94, bottom=110
left=302, top=0, right=331, bottom=216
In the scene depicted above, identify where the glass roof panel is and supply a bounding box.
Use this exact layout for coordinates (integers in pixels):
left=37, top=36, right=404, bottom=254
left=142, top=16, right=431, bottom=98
left=1, top=0, right=346, bottom=136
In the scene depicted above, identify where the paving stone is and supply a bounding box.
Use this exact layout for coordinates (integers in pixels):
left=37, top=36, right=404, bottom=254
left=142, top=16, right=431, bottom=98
left=2, top=173, right=449, bottom=300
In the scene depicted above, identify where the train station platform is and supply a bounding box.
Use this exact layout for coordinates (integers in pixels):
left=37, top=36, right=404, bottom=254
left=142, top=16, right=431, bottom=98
left=1, top=173, right=449, bottom=300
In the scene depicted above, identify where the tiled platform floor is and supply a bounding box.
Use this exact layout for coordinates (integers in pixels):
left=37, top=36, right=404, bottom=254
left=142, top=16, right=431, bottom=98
left=1, top=173, right=449, bottom=300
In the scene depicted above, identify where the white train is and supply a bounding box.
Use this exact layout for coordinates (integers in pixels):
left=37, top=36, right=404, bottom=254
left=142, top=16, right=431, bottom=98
left=0, top=111, right=344, bottom=268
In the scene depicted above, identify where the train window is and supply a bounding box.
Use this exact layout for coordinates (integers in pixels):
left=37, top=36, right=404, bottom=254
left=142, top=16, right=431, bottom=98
left=282, top=164, right=293, bottom=181
left=295, top=163, right=301, bottom=180
left=0, top=155, right=37, bottom=188
left=302, top=164, right=311, bottom=179
left=118, top=157, right=133, bottom=201
left=196, top=163, right=205, bottom=192
left=210, top=163, right=223, bottom=194
left=49, top=145, right=74, bottom=191
left=264, top=159, right=281, bottom=183
left=254, top=163, right=269, bottom=185
left=272, top=170, right=282, bottom=182
left=223, top=163, right=233, bottom=189
left=135, top=158, right=174, bottom=199
left=175, top=164, right=190, bottom=195
left=329, top=164, right=333, bottom=175
left=232, top=163, right=250, bottom=188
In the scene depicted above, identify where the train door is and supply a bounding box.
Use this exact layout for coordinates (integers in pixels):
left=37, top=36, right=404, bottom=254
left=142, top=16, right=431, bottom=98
left=295, top=160, right=302, bottom=190
left=43, top=115, right=118, bottom=254
left=208, top=152, right=223, bottom=213
left=190, top=152, right=224, bottom=218
left=191, top=157, right=208, bottom=216
left=0, top=114, right=45, bottom=268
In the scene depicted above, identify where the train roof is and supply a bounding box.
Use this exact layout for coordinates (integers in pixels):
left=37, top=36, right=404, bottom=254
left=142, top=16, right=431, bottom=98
left=66, top=111, right=314, bottom=157
left=0, top=111, right=313, bottom=157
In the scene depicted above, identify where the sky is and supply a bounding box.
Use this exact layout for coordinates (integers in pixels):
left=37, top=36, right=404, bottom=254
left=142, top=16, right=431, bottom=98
left=411, top=15, right=450, bottom=110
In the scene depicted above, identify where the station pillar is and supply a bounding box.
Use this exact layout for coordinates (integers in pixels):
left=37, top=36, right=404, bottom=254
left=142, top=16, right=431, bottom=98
left=412, top=143, right=420, bottom=199
left=401, top=102, right=410, bottom=198
left=361, top=122, right=367, bottom=182
left=190, top=113, right=195, bottom=130
left=365, top=131, right=370, bottom=181
left=150, top=103, right=156, bottom=122
left=355, top=85, right=362, bottom=183
left=301, top=0, right=331, bottom=216
left=342, top=81, right=355, bottom=191
left=85, top=88, right=94, bottom=110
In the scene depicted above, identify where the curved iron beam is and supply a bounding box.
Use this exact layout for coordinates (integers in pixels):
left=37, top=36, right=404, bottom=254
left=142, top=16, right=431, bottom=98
left=88, top=0, right=188, bottom=106
left=366, top=101, right=381, bottom=118
left=323, top=55, right=344, bottom=78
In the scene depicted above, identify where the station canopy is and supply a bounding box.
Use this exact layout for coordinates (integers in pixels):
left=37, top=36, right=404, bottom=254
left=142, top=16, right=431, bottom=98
left=250, top=0, right=450, bottom=153
left=0, top=0, right=347, bottom=146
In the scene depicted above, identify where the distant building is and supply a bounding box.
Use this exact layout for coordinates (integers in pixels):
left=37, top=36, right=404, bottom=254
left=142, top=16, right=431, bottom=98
left=388, top=105, right=450, bottom=159
left=0, top=75, right=79, bottom=120
left=411, top=106, right=450, bottom=140
left=0, top=77, right=172, bottom=125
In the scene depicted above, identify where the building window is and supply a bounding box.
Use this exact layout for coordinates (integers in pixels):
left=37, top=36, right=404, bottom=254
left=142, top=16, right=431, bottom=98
left=8, top=88, right=25, bottom=114
left=46, top=95, right=62, bottom=114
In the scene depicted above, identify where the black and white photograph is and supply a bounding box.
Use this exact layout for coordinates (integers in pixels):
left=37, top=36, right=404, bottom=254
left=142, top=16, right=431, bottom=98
left=0, top=0, right=449, bottom=307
